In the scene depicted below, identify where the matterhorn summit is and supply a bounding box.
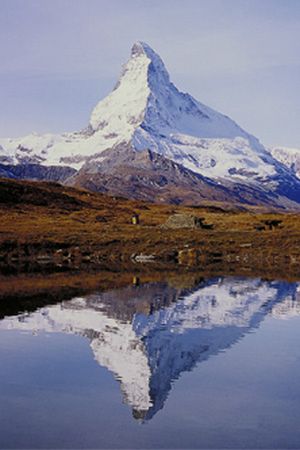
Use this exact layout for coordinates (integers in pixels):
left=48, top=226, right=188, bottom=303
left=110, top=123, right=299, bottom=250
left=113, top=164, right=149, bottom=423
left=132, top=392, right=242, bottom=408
left=89, top=40, right=271, bottom=180
left=0, top=41, right=299, bottom=208
left=90, top=41, right=170, bottom=133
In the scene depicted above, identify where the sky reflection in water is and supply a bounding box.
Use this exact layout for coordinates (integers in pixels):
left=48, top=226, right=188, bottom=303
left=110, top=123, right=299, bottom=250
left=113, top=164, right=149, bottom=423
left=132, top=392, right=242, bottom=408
left=0, top=275, right=300, bottom=449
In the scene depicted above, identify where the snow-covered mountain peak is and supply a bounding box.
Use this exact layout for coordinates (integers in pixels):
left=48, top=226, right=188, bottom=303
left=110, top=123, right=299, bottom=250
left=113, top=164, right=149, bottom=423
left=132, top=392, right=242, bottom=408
left=131, top=40, right=155, bottom=56
left=89, top=41, right=170, bottom=133
left=129, top=41, right=170, bottom=87
left=130, top=41, right=168, bottom=74
left=90, top=42, right=259, bottom=146
left=1, top=41, right=300, bottom=207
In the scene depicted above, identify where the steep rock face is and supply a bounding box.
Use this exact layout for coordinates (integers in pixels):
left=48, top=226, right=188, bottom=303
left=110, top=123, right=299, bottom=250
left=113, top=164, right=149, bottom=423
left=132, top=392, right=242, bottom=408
left=66, top=143, right=298, bottom=208
left=66, top=143, right=239, bottom=205
left=0, top=42, right=299, bottom=207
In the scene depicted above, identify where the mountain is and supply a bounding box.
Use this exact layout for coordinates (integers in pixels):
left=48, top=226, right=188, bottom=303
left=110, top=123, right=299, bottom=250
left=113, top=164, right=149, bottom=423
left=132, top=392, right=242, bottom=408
left=66, top=143, right=289, bottom=207
left=0, top=277, right=299, bottom=421
left=0, top=41, right=299, bottom=208
left=270, top=146, right=300, bottom=180
left=66, top=144, right=235, bottom=205
left=0, top=163, right=76, bottom=182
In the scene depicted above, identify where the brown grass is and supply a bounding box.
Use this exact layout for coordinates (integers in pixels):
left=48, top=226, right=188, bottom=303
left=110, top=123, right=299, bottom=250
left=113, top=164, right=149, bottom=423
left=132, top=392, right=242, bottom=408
left=0, top=178, right=299, bottom=278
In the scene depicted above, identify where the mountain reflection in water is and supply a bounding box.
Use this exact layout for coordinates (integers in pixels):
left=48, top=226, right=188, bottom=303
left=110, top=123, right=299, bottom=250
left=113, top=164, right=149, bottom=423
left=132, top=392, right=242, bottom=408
left=1, top=276, right=299, bottom=421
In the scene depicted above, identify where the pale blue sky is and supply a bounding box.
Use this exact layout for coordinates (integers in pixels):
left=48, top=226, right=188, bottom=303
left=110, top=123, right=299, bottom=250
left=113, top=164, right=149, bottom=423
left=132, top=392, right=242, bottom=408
left=0, top=0, right=299, bottom=147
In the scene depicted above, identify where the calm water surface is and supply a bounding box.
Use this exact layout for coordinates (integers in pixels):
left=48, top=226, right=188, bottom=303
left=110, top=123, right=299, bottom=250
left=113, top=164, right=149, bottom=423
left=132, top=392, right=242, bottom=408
left=0, top=275, right=300, bottom=449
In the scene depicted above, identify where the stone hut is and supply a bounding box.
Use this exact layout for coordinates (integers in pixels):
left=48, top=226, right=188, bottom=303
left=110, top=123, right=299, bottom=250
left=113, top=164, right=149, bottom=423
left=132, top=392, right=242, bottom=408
left=163, top=214, right=203, bottom=229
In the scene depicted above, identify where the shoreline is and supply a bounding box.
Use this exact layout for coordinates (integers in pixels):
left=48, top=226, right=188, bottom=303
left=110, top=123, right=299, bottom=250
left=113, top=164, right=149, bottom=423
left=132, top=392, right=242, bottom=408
left=0, top=177, right=299, bottom=280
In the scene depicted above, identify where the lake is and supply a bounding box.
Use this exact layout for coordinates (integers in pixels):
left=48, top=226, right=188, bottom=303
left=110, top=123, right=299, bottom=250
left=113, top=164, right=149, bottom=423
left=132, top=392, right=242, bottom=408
left=0, top=273, right=300, bottom=449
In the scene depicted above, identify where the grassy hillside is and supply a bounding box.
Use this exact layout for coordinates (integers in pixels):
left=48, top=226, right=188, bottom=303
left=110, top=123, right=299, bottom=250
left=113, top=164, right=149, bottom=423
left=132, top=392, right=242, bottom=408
left=0, top=177, right=299, bottom=278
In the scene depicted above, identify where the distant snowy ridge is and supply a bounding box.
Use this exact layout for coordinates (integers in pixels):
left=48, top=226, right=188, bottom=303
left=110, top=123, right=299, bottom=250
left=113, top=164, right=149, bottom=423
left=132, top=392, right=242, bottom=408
left=270, top=146, right=300, bottom=180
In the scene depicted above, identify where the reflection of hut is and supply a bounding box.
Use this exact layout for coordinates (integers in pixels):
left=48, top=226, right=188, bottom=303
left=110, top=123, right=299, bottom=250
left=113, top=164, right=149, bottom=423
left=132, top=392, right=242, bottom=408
left=132, top=408, right=147, bottom=421
left=163, top=214, right=210, bottom=229
left=131, top=214, right=140, bottom=225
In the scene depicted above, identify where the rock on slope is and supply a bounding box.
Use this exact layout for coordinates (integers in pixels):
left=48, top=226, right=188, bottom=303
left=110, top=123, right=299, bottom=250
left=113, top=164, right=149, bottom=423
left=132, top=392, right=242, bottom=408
left=0, top=42, right=299, bottom=208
